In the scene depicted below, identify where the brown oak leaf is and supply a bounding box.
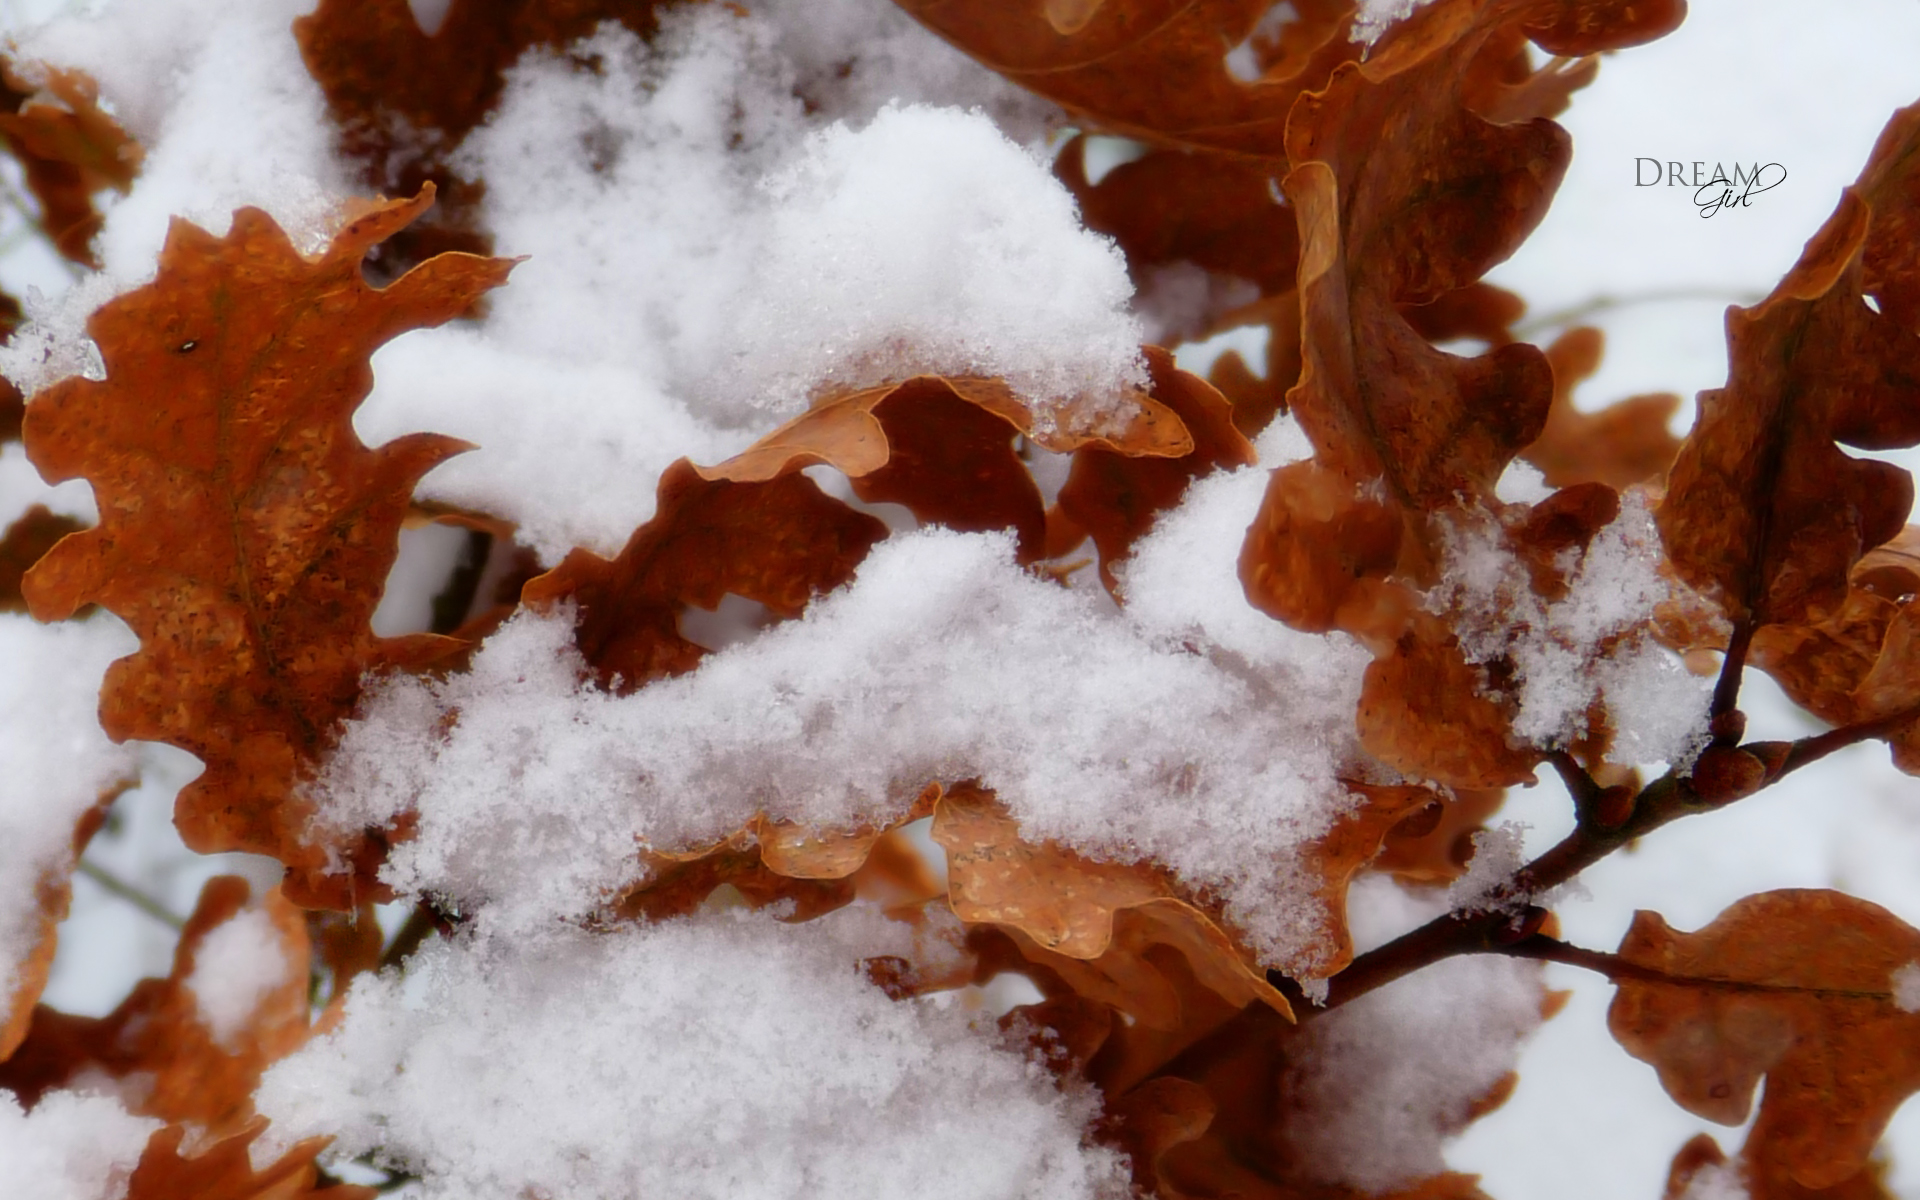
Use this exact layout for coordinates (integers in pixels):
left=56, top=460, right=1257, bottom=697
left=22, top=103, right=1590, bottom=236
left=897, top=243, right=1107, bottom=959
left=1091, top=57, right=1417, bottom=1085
left=0, top=504, right=83, bottom=612
left=1055, top=347, right=1256, bottom=591
left=1058, top=135, right=1298, bottom=294
left=127, top=1121, right=374, bottom=1200
left=931, top=781, right=1292, bottom=1028
left=1293, top=782, right=1442, bottom=979
left=1609, top=890, right=1920, bottom=1192
left=891, top=0, right=1359, bottom=155
left=524, top=460, right=886, bottom=692
left=1522, top=325, right=1681, bottom=490
left=1241, top=0, right=1680, bottom=783
left=0, top=877, right=311, bottom=1138
left=0, top=60, right=141, bottom=265
left=1660, top=103, right=1920, bottom=633
left=1357, top=612, right=1539, bottom=788
left=21, top=188, right=515, bottom=908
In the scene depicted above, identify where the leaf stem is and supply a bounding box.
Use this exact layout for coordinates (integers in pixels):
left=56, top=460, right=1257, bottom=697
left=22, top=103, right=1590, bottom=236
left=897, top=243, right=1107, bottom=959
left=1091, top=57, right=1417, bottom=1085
left=1498, top=932, right=1893, bottom=1001
left=1776, top=704, right=1920, bottom=778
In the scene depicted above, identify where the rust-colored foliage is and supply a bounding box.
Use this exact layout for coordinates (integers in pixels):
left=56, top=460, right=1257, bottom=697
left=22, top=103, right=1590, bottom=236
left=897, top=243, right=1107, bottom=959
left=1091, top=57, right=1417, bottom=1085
left=126, top=1122, right=374, bottom=1200
left=526, top=461, right=886, bottom=692
left=1294, top=782, right=1440, bottom=977
left=1749, top=527, right=1920, bottom=768
left=932, top=782, right=1292, bottom=1025
left=894, top=0, right=1360, bottom=154
left=0, top=877, right=311, bottom=1136
left=0, top=504, right=83, bottom=612
left=1055, top=347, right=1256, bottom=590
left=1661, top=104, right=1920, bottom=632
left=20, top=188, right=515, bottom=908
left=1239, top=0, right=1680, bottom=784
left=0, top=60, right=141, bottom=265
left=1609, top=891, right=1920, bottom=1193
left=1058, top=136, right=1298, bottom=295
left=1523, top=325, right=1681, bottom=490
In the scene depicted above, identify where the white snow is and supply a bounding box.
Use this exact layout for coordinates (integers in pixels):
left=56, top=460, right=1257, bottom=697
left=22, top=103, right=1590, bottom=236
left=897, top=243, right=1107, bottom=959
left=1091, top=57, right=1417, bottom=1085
left=1434, top=491, right=1711, bottom=767
left=315, top=523, right=1366, bottom=970
left=1350, top=0, right=1438, bottom=45
left=1, top=0, right=352, bottom=397
left=1283, top=875, right=1545, bottom=1193
left=0, top=614, right=138, bottom=1027
left=1893, top=962, right=1920, bottom=1013
left=0, top=1088, right=158, bottom=1200
left=255, top=911, right=1127, bottom=1200
left=354, top=7, right=1135, bottom=561
left=184, top=903, right=292, bottom=1049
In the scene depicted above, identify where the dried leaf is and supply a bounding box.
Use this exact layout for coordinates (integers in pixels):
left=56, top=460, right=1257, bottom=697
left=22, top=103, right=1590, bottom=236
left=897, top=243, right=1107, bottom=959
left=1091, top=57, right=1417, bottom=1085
left=524, top=460, right=885, bottom=692
left=1056, top=347, right=1256, bottom=590
left=1523, top=326, right=1681, bottom=490
left=1059, top=136, right=1298, bottom=293
left=0, top=877, right=311, bottom=1136
left=0, top=60, right=142, bottom=265
left=1357, top=612, right=1539, bottom=788
left=891, top=0, right=1359, bottom=155
left=20, top=189, right=514, bottom=908
left=1239, top=456, right=1415, bottom=642
left=1205, top=291, right=1301, bottom=439
left=700, top=373, right=1192, bottom=484
left=931, top=782, right=1291, bottom=1026
left=1295, top=782, right=1441, bottom=978
left=1373, top=785, right=1507, bottom=884
left=1660, top=104, right=1920, bottom=630
left=0, top=504, right=83, bottom=612
left=1241, top=0, right=1679, bottom=784
left=1281, top=19, right=1563, bottom=508
left=127, top=1122, right=373, bottom=1200
left=1609, top=890, right=1920, bottom=1191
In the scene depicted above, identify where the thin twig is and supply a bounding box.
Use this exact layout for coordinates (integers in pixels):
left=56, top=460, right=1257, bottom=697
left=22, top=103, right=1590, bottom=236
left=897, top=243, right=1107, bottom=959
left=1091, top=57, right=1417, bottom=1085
left=1776, top=704, right=1920, bottom=779
left=1275, top=768, right=1740, bottom=1020
left=75, top=858, right=185, bottom=931
left=1511, top=286, right=1765, bottom=339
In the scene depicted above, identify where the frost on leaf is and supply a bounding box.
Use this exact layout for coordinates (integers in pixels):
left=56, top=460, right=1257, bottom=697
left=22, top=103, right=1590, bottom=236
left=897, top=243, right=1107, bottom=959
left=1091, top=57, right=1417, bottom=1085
left=1609, top=891, right=1920, bottom=1194
left=20, top=189, right=515, bottom=907
left=0, top=877, right=311, bottom=1139
left=1240, top=0, right=1685, bottom=785
left=0, top=59, right=141, bottom=266
left=295, top=0, right=667, bottom=270
left=1054, top=347, right=1256, bottom=589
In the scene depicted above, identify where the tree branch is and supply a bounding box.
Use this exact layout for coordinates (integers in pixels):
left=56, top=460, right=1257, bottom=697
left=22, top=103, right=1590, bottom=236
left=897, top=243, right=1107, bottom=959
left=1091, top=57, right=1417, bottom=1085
left=1273, top=765, right=1762, bottom=1020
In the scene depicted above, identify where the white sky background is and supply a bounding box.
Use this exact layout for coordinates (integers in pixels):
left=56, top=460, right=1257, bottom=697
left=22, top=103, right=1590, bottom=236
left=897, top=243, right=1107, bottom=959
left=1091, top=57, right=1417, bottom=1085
left=4, top=0, right=1920, bottom=1197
